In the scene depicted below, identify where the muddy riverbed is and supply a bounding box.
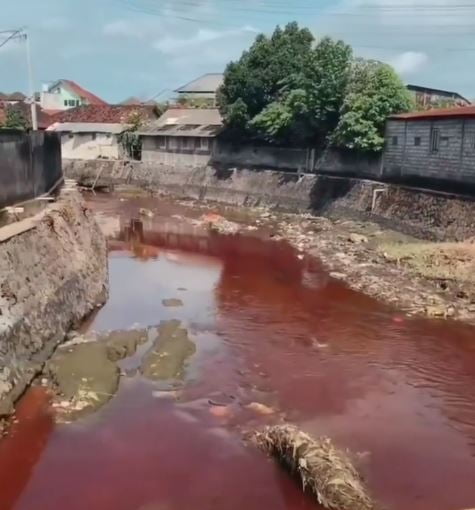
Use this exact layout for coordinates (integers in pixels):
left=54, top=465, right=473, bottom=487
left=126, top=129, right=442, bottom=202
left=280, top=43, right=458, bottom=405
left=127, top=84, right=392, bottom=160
left=1, top=192, right=475, bottom=510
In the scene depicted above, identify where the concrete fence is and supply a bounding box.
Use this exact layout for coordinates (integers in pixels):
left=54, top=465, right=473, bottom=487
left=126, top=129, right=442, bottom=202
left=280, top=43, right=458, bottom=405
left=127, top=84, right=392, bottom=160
left=211, top=141, right=382, bottom=177
left=0, top=130, right=63, bottom=209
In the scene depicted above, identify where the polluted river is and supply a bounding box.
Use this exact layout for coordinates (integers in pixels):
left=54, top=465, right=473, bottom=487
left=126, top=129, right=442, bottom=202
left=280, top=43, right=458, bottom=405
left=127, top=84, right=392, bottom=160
left=1, top=193, right=475, bottom=510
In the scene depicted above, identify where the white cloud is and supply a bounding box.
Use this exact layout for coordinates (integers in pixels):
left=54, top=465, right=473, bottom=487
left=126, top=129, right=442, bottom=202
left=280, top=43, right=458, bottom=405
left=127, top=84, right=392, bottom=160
left=390, top=51, right=429, bottom=75
left=103, top=20, right=145, bottom=38
left=152, top=26, right=257, bottom=55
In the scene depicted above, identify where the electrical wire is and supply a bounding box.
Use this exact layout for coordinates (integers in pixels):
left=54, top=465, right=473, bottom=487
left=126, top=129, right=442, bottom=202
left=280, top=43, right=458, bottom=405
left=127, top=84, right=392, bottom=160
left=113, top=0, right=475, bottom=52
left=0, top=29, right=23, bottom=50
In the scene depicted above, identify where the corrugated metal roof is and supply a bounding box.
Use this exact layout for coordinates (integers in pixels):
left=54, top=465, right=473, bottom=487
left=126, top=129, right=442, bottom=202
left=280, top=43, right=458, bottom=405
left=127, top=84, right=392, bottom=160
left=406, top=84, right=469, bottom=103
left=175, top=73, right=224, bottom=94
left=139, top=107, right=223, bottom=137
left=47, top=122, right=128, bottom=134
left=390, top=105, right=475, bottom=121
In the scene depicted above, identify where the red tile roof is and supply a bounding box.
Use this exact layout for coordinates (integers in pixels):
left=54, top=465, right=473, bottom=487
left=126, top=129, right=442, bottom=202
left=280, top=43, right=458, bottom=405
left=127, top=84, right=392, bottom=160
left=391, top=105, right=475, bottom=120
left=59, top=79, right=108, bottom=106
left=52, top=104, right=159, bottom=124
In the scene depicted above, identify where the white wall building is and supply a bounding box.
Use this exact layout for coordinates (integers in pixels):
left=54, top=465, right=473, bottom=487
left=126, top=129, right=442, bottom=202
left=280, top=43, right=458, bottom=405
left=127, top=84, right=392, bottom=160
left=48, top=122, right=127, bottom=160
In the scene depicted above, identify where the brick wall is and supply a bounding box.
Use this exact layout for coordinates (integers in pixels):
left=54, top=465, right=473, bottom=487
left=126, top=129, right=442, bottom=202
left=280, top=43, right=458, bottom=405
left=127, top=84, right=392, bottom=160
left=384, top=118, right=475, bottom=184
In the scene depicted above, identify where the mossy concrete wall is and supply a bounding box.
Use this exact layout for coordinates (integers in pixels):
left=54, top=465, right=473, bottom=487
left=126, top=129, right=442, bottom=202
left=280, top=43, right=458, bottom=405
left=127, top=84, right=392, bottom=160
left=0, top=189, right=108, bottom=416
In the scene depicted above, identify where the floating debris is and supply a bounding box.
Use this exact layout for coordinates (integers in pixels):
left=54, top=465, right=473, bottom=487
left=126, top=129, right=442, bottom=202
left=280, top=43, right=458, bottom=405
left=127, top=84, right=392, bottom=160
left=162, top=298, right=184, bottom=308
left=253, top=425, right=375, bottom=510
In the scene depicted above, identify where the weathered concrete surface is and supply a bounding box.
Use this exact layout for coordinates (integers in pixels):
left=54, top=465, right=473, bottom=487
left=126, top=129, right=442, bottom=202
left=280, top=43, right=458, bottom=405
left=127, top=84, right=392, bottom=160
left=63, top=159, right=475, bottom=241
left=0, top=189, right=108, bottom=416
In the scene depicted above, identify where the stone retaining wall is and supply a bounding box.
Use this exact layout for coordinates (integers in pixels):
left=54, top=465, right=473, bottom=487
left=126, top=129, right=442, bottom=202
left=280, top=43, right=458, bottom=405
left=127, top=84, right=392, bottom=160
left=63, top=159, right=475, bottom=241
left=0, top=189, right=108, bottom=416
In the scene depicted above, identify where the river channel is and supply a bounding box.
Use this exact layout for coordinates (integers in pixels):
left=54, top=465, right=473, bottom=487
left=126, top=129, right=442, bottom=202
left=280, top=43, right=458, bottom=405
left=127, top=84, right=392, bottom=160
left=1, top=193, right=475, bottom=510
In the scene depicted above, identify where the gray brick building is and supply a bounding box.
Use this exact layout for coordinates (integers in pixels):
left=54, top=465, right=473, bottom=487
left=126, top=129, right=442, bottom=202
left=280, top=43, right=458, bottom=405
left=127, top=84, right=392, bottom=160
left=383, top=106, right=475, bottom=185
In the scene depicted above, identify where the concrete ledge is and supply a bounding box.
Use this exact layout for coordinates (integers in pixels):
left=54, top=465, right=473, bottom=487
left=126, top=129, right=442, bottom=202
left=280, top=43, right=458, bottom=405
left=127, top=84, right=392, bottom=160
left=0, top=188, right=108, bottom=416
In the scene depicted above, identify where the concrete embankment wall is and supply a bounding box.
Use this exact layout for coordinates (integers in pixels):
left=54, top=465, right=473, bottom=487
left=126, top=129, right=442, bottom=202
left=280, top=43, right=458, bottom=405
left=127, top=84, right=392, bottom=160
left=64, top=159, right=475, bottom=241
left=0, top=189, right=108, bottom=416
left=0, top=130, right=63, bottom=209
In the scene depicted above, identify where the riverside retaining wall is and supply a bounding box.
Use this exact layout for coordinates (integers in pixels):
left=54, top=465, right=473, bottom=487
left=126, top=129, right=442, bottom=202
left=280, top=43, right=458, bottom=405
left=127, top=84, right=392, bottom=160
left=63, top=159, right=475, bottom=241
left=0, top=130, right=63, bottom=209
left=0, top=189, right=108, bottom=416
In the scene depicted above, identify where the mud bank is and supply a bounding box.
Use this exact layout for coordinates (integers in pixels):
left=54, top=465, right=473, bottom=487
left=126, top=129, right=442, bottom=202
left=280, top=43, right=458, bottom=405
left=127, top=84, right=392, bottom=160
left=63, top=159, right=475, bottom=241
left=0, top=189, right=108, bottom=418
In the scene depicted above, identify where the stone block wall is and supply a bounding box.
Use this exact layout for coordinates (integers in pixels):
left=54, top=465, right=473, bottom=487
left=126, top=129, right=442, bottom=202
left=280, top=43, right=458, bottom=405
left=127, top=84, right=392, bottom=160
left=0, top=189, right=108, bottom=416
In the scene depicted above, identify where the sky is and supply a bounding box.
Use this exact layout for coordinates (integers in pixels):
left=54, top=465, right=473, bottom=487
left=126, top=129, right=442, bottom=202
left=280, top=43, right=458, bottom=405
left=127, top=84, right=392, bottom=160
left=0, top=0, right=474, bottom=103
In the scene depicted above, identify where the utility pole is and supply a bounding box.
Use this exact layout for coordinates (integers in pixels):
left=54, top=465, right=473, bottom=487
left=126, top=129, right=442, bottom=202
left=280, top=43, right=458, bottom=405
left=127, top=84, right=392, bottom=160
left=0, top=27, right=37, bottom=130
left=24, top=29, right=38, bottom=131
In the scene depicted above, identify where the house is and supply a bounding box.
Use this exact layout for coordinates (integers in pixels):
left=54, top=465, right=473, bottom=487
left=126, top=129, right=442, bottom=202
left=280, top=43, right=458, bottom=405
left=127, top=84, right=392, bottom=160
left=39, top=79, right=107, bottom=112
left=120, top=96, right=158, bottom=106
left=406, top=85, right=470, bottom=108
left=175, top=74, right=224, bottom=106
left=139, top=107, right=223, bottom=166
left=46, top=104, right=160, bottom=160
left=47, top=122, right=129, bottom=160
left=383, top=105, right=475, bottom=184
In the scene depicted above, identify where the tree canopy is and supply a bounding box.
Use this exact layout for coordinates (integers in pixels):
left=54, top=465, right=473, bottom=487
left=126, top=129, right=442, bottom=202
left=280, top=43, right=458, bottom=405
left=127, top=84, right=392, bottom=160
left=0, top=107, right=28, bottom=131
left=218, top=23, right=413, bottom=152
left=332, top=59, right=413, bottom=151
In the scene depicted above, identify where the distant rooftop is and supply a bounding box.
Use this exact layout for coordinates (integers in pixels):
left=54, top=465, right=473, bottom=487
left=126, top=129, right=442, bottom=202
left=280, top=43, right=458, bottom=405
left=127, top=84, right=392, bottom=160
left=0, top=92, right=27, bottom=102
left=406, top=84, right=469, bottom=103
left=175, top=73, right=224, bottom=94
left=391, top=105, right=475, bottom=121
left=48, top=79, right=108, bottom=106
left=47, top=122, right=128, bottom=134
left=52, top=104, right=158, bottom=124
left=140, top=107, right=223, bottom=137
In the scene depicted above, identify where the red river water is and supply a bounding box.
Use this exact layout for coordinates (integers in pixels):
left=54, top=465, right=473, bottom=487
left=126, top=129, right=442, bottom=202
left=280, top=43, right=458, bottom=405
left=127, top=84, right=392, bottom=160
left=1, top=194, right=475, bottom=510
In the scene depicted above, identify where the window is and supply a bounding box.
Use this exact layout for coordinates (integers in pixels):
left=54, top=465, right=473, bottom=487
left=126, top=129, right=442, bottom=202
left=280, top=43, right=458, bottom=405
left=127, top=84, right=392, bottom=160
left=76, top=100, right=81, bottom=106
left=157, top=136, right=166, bottom=149
left=391, top=136, right=398, bottom=146
left=91, top=133, right=97, bottom=141
left=414, top=137, right=421, bottom=146
left=430, top=127, right=440, bottom=153
left=181, top=137, right=191, bottom=150
left=64, top=100, right=68, bottom=106
left=200, top=138, right=210, bottom=151
left=168, top=137, right=178, bottom=150
left=440, top=136, right=449, bottom=147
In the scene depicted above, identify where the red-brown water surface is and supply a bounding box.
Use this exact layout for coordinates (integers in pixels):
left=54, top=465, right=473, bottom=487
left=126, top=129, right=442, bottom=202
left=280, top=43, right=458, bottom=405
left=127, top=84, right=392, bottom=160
left=1, top=194, right=475, bottom=510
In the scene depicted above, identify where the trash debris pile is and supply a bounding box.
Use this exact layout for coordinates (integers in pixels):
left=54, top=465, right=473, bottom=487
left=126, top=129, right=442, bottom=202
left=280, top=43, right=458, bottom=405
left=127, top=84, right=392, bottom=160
left=253, top=425, right=375, bottom=510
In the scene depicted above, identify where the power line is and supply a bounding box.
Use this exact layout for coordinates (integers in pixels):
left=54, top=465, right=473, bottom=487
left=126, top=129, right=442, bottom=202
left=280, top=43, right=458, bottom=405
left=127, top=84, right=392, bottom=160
left=0, top=29, right=24, bottom=50
left=114, top=0, right=475, bottom=52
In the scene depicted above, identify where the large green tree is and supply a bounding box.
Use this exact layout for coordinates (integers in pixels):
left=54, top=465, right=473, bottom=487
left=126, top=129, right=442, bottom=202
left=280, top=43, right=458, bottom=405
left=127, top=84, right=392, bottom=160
left=217, top=22, right=314, bottom=135
left=251, top=36, right=353, bottom=145
left=332, top=59, right=414, bottom=152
